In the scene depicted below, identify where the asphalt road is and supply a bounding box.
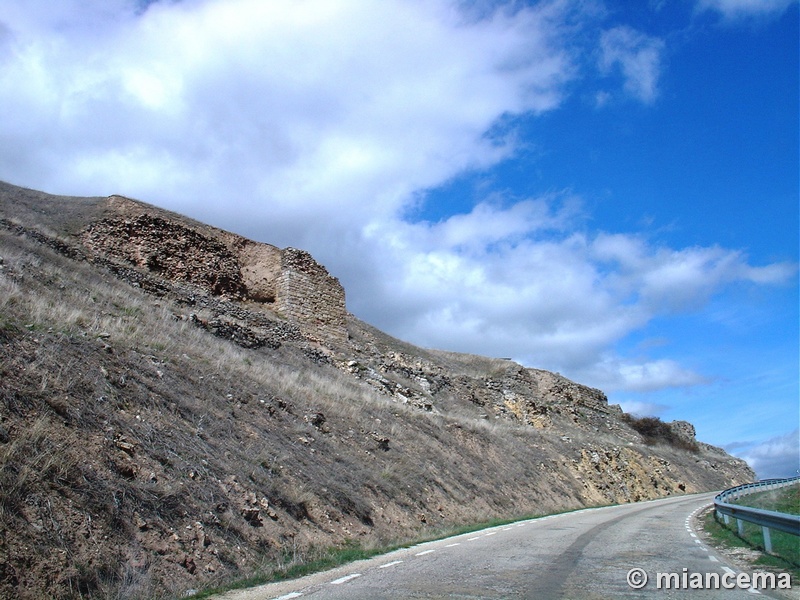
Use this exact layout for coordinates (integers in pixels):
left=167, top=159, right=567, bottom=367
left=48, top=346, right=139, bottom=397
left=216, top=492, right=791, bottom=599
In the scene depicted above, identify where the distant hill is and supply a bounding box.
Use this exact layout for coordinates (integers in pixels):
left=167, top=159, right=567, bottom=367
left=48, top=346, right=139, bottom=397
left=0, top=180, right=753, bottom=599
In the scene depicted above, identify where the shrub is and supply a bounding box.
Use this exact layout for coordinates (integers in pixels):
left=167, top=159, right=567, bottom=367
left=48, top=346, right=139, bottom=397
left=621, top=414, right=699, bottom=452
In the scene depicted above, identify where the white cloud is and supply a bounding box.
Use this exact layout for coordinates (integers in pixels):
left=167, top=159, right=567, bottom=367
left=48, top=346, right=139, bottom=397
left=617, top=400, right=668, bottom=417
left=585, top=357, right=709, bottom=393
left=598, top=26, right=664, bottom=103
left=0, top=0, right=576, bottom=227
left=354, top=197, right=794, bottom=393
left=738, top=429, right=800, bottom=479
left=0, top=0, right=795, bottom=399
left=696, top=0, right=798, bottom=20
left=593, top=235, right=796, bottom=312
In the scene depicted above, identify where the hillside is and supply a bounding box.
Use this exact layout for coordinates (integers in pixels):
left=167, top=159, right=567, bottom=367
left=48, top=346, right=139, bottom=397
left=0, top=181, right=753, bottom=599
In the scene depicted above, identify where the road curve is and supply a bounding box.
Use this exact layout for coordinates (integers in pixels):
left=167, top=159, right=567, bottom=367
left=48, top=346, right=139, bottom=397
left=215, top=492, right=786, bottom=599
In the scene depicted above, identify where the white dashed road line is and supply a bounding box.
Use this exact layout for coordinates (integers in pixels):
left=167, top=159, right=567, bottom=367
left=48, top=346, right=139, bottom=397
left=684, top=502, right=765, bottom=593
left=269, top=518, right=527, bottom=597
left=747, top=587, right=762, bottom=595
left=330, top=573, right=361, bottom=585
left=270, top=503, right=734, bottom=600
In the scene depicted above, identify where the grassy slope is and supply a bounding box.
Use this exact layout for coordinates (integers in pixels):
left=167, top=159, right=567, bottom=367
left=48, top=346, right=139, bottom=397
left=702, top=483, right=799, bottom=581
left=734, top=483, right=800, bottom=516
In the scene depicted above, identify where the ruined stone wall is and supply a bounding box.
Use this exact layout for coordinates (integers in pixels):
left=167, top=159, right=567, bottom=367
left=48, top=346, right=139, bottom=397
left=275, top=248, right=347, bottom=343
left=224, top=236, right=282, bottom=303
left=81, top=198, right=347, bottom=342
left=81, top=214, right=249, bottom=299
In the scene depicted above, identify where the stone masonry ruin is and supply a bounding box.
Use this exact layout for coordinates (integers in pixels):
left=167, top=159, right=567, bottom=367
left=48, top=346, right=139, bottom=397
left=276, top=248, right=347, bottom=343
left=80, top=196, right=347, bottom=342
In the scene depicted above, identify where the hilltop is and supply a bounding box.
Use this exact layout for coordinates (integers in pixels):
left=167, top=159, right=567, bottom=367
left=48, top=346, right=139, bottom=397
left=0, top=181, right=753, bottom=599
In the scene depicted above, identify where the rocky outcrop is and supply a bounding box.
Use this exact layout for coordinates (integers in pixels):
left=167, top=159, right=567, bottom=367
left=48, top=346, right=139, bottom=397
left=670, top=420, right=697, bottom=444
left=528, top=368, right=618, bottom=414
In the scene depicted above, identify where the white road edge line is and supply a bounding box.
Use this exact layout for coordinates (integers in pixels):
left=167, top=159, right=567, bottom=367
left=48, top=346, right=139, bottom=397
left=415, top=549, right=436, bottom=556
left=445, top=543, right=460, bottom=547
left=378, top=560, right=403, bottom=569
left=274, top=593, right=303, bottom=600
left=330, top=573, right=361, bottom=585
left=467, top=536, right=480, bottom=541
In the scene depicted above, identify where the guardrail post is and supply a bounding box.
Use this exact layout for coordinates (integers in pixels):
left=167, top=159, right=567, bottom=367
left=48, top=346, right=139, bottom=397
left=762, top=527, right=772, bottom=553
left=714, top=476, right=800, bottom=540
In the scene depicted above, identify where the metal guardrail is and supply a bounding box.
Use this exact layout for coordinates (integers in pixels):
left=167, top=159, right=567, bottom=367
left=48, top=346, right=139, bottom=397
left=714, top=476, right=800, bottom=552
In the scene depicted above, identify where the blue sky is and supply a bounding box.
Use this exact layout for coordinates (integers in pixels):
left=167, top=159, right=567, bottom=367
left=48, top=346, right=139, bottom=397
left=0, top=0, right=797, bottom=477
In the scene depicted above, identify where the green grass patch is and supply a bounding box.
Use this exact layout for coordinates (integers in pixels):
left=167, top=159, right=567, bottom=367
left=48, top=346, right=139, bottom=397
left=188, top=541, right=391, bottom=599
left=189, top=538, right=426, bottom=599
left=703, top=510, right=799, bottom=579
left=733, top=483, right=800, bottom=516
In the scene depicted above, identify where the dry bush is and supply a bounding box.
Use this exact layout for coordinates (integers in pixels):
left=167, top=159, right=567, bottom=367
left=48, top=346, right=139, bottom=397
left=621, top=414, right=699, bottom=452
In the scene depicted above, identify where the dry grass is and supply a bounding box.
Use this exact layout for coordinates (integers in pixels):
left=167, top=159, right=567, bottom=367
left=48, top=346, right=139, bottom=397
left=426, top=348, right=514, bottom=378
left=0, top=415, right=80, bottom=517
